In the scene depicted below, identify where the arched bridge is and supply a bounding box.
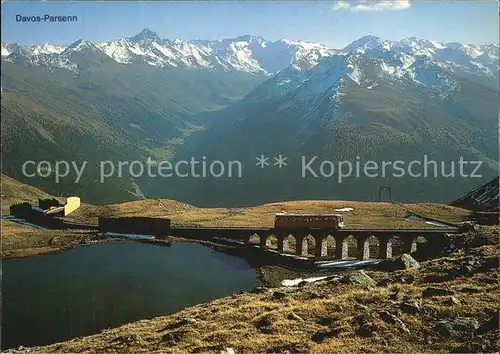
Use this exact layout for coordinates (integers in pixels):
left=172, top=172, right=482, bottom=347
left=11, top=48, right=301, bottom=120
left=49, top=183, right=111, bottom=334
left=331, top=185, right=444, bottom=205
left=168, top=227, right=456, bottom=260
left=97, top=216, right=458, bottom=260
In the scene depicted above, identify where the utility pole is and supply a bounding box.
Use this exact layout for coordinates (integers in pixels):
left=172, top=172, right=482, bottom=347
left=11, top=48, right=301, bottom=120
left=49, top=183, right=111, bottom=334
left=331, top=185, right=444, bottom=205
left=377, top=186, right=393, bottom=202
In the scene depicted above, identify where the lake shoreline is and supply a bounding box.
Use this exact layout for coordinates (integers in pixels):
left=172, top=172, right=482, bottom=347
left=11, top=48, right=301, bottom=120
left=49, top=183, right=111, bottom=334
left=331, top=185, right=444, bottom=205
left=2, top=239, right=262, bottom=351
left=2, top=228, right=334, bottom=293
left=9, top=242, right=498, bottom=354
left=1, top=233, right=119, bottom=260
left=1, top=230, right=315, bottom=287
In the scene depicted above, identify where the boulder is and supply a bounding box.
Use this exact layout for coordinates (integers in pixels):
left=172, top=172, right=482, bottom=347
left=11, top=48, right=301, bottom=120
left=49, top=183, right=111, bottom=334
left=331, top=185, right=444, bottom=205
left=271, top=291, right=287, bottom=300
left=459, top=286, right=481, bottom=293
left=433, top=317, right=480, bottom=338
left=399, top=254, right=420, bottom=269
left=357, top=322, right=378, bottom=337
left=378, top=310, right=411, bottom=334
left=444, top=296, right=460, bottom=306
left=317, top=316, right=337, bottom=326
left=255, top=314, right=279, bottom=334
left=165, top=317, right=197, bottom=330
left=311, top=329, right=342, bottom=343
left=422, top=287, right=455, bottom=297
left=341, top=270, right=377, bottom=289
left=376, top=254, right=419, bottom=271
left=399, top=300, right=421, bottom=315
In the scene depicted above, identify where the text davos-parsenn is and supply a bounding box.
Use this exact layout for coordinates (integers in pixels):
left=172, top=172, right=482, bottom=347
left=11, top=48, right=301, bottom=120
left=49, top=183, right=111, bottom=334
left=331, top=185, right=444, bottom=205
left=16, top=15, right=78, bottom=23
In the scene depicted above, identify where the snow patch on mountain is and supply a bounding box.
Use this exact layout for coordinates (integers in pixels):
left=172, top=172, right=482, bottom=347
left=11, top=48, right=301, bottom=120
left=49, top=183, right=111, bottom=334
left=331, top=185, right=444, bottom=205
left=28, top=53, right=79, bottom=74
left=347, top=64, right=363, bottom=85
left=30, top=44, right=66, bottom=55
left=430, top=40, right=446, bottom=49
left=97, top=39, right=135, bottom=64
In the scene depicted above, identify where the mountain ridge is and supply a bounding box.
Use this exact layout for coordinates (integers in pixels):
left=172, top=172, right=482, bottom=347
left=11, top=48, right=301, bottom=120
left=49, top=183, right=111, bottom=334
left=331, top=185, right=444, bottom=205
left=451, top=177, right=500, bottom=212
left=2, top=29, right=334, bottom=75
left=2, top=30, right=498, bottom=76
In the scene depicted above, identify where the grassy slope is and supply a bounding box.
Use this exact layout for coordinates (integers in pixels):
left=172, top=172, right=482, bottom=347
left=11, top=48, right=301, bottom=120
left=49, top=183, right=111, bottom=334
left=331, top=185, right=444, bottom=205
left=1, top=223, right=98, bottom=259
left=1, top=173, right=56, bottom=215
left=69, top=198, right=472, bottom=229
left=25, top=244, right=499, bottom=353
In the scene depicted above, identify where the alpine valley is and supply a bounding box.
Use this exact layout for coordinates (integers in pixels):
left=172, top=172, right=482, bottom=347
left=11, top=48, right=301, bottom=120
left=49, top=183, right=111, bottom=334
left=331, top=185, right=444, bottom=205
left=1, top=29, right=498, bottom=205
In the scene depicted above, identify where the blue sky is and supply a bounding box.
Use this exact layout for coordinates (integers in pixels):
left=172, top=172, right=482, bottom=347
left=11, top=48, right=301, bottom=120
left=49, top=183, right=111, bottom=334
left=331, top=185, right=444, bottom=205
left=2, top=1, right=498, bottom=48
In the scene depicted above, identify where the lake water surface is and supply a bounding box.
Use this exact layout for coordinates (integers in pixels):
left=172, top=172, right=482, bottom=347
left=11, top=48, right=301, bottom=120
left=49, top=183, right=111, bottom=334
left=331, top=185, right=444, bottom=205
left=2, top=240, right=260, bottom=350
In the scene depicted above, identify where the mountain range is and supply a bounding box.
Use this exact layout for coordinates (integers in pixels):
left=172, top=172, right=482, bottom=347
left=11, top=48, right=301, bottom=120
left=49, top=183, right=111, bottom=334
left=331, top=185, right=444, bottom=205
left=1, top=29, right=498, bottom=205
left=1, top=29, right=333, bottom=75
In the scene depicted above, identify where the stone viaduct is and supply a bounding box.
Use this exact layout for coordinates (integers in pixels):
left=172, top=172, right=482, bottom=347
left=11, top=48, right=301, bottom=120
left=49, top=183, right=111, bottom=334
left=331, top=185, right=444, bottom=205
left=97, top=216, right=456, bottom=260
left=242, top=228, right=443, bottom=259
left=166, top=227, right=454, bottom=260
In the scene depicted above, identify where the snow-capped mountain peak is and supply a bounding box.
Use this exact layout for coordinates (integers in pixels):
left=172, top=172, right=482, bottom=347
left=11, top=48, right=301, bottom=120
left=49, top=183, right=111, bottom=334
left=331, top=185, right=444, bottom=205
left=64, top=39, right=98, bottom=53
left=131, top=28, right=162, bottom=44
left=344, top=35, right=386, bottom=52
left=234, top=35, right=267, bottom=45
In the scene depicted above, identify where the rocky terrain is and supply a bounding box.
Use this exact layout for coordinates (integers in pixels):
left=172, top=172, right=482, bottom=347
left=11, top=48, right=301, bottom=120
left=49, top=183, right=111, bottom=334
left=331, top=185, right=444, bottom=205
left=9, top=235, right=498, bottom=353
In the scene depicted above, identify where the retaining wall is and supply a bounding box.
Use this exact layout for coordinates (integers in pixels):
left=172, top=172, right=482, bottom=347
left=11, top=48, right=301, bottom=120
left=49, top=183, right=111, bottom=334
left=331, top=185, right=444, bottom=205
left=98, top=216, right=171, bottom=236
